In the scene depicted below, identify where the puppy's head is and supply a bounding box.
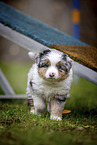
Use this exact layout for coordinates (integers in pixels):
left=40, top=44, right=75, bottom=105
left=35, top=49, right=72, bottom=81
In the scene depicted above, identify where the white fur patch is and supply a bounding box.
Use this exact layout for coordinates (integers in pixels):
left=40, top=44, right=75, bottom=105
left=30, top=109, right=35, bottom=114
left=50, top=115, right=62, bottom=121
left=46, top=49, right=62, bottom=65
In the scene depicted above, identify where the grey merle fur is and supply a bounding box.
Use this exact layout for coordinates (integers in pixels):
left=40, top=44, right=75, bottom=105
left=36, top=49, right=51, bottom=67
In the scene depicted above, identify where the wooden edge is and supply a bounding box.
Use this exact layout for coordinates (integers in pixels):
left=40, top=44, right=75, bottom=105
left=0, top=23, right=49, bottom=52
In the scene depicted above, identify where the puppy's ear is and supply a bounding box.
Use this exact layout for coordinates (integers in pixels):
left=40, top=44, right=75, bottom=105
left=35, top=53, right=40, bottom=65
left=65, top=61, right=72, bottom=72
left=35, top=49, right=51, bottom=66
left=35, top=52, right=44, bottom=66
left=28, top=52, right=36, bottom=60
left=62, top=53, right=73, bottom=72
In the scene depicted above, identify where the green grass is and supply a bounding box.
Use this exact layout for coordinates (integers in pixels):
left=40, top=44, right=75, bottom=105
left=0, top=61, right=97, bottom=145
left=0, top=61, right=31, bottom=94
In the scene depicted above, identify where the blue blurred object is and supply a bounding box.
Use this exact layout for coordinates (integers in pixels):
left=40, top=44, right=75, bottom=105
left=73, top=0, right=80, bottom=9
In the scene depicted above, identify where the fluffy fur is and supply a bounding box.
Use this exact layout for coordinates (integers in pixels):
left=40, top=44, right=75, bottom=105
left=26, top=49, right=73, bottom=121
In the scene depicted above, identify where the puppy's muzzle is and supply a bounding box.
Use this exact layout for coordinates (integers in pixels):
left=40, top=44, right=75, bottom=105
left=46, top=66, right=58, bottom=80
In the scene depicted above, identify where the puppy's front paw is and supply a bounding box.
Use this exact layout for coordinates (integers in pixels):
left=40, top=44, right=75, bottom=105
left=30, top=109, right=42, bottom=116
left=30, top=107, right=35, bottom=114
left=50, top=115, right=62, bottom=121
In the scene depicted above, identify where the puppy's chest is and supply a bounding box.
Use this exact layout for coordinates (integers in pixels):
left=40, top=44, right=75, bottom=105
left=32, top=81, right=68, bottom=97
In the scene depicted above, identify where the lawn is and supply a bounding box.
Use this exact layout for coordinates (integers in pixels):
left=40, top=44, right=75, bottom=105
left=0, top=61, right=97, bottom=145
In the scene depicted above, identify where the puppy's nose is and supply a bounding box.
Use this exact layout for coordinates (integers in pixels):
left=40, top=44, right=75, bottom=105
left=49, top=73, right=55, bottom=78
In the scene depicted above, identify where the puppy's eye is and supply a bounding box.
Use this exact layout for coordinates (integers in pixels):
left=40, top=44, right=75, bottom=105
left=41, top=63, right=49, bottom=68
left=44, top=64, right=49, bottom=67
left=57, top=65, right=61, bottom=69
left=57, top=65, right=62, bottom=72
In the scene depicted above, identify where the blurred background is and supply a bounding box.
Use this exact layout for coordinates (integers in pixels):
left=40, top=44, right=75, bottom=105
left=0, top=0, right=97, bottom=94
left=0, top=2, right=97, bottom=144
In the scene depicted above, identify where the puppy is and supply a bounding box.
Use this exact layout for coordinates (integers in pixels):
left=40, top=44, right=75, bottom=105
left=26, top=49, right=73, bottom=121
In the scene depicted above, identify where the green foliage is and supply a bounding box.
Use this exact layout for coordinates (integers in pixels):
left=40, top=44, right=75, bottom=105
left=0, top=62, right=97, bottom=145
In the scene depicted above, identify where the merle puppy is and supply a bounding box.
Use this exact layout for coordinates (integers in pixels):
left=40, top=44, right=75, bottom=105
left=26, top=49, right=73, bottom=121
